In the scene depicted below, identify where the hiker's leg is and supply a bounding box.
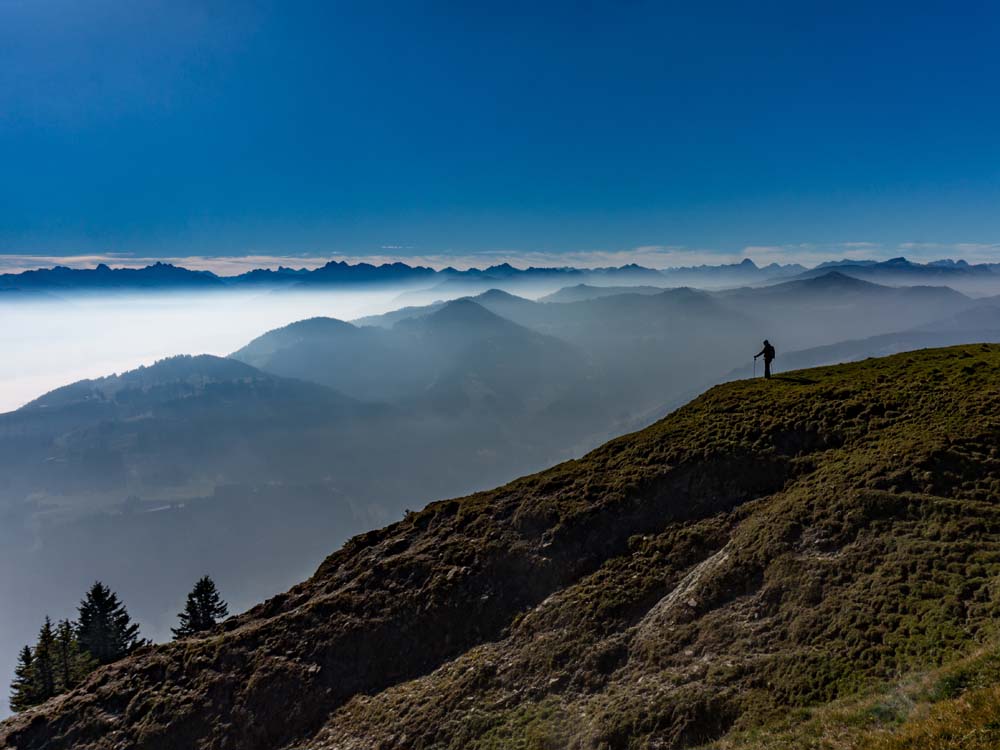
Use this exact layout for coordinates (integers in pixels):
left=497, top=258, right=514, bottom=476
left=765, top=360, right=771, bottom=378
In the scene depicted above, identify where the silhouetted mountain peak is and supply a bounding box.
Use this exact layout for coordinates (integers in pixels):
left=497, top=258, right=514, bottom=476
left=275, top=317, right=358, bottom=336
left=784, top=270, right=886, bottom=293
left=473, top=288, right=523, bottom=302
left=421, top=298, right=513, bottom=328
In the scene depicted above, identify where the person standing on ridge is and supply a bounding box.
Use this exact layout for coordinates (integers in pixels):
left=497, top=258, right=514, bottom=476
left=754, top=340, right=776, bottom=379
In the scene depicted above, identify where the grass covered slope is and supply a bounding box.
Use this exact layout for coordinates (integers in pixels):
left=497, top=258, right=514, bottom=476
left=4, top=345, right=1000, bottom=750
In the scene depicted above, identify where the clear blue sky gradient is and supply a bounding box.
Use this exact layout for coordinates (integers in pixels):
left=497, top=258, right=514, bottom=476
left=1, top=0, right=998, bottom=259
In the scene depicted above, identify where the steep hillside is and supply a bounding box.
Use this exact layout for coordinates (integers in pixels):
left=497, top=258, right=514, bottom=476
left=4, top=345, right=1000, bottom=749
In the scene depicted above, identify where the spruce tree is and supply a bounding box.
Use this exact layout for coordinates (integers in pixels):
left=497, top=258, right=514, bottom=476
left=9, top=645, right=36, bottom=712
left=172, top=576, right=229, bottom=639
left=76, top=582, right=142, bottom=664
left=31, top=617, right=57, bottom=703
left=54, top=618, right=94, bottom=692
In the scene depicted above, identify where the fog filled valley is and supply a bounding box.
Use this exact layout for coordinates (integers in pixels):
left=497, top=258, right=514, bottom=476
left=4, top=257, right=1000, bottom=719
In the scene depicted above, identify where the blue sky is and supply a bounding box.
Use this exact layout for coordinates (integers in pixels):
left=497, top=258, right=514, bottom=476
left=1, top=0, right=998, bottom=268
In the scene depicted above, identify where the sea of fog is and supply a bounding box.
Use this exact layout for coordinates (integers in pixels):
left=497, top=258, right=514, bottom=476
left=0, top=289, right=416, bottom=413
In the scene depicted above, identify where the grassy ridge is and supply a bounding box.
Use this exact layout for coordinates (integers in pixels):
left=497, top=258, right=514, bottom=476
left=315, top=345, right=1000, bottom=748
left=705, top=642, right=1000, bottom=750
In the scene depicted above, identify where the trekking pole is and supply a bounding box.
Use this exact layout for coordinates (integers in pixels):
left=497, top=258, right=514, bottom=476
left=753, top=357, right=756, bottom=378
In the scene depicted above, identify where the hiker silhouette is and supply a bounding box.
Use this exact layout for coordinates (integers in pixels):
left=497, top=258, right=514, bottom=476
left=754, top=340, right=776, bottom=379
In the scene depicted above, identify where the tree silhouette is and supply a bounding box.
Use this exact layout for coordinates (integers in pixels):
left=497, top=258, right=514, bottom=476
left=31, top=618, right=57, bottom=703
left=77, top=582, right=143, bottom=664
left=172, top=576, right=229, bottom=639
left=9, top=645, right=36, bottom=712
left=54, top=618, right=94, bottom=692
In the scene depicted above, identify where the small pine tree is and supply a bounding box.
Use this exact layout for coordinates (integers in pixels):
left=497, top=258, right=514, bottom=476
left=9, top=645, right=36, bottom=712
left=76, top=582, right=143, bottom=665
left=172, top=576, right=229, bottom=639
left=31, top=618, right=57, bottom=703
left=54, top=618, right=95, bottom=692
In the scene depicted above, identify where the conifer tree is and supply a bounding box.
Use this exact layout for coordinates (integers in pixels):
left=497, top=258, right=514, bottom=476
left=76, top=582, right=143, bottom=664
left=54, top=618, right=94, bottom=692
left=172, top=576, right=229, bottom=639
left=9, top=645, right=36, bottom=713
left=31, top=617, right=57, bottom=703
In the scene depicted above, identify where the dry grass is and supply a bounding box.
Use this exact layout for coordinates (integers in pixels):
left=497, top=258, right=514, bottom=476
left=703, top=644, right=1000, bottom=750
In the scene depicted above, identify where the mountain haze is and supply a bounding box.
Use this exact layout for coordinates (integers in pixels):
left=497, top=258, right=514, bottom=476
left=5, top=346, right=1000, bottom=748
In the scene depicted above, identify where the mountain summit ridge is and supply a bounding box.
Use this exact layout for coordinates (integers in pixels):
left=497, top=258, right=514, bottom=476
left=4, top=345, right=1000, bottom=749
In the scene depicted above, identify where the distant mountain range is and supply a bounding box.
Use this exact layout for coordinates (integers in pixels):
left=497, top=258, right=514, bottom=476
left=783, top=256, right=1000, bottom=295
left=16, top=256, right=1000, bottom=294
left=0, top=259, right=665, bottom=292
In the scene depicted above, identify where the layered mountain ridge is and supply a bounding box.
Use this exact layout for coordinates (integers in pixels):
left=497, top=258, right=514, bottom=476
left=10, top=256, right=1000, bottom=294
left=4, top=345, right=1000, bottom=749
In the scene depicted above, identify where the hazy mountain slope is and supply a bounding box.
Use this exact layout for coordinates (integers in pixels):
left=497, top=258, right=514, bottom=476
left=538, top=283, right=669, bottom=303
left=918, top=302, right=1000, bottom=332
left=352, top=301, right=447, bottom=329
left=354, top=276, right=977, bottom=421
left=231, top=317, right=421, bottom=403
left=350, top=290, right=541, bottom=329
left=354, top=288, right=761, bottom=414
left=715, top=272, right=972, bottom=349
left=362, top=274, right=973, bottom=359
left=0, top=355, right=379, bottom=501
left=460, top=288, right=543, bottom=320
left=785, top=257, right=1000, bottom=296
left=5, top=345, right=1000, bottom=749
left=357, top=288, right=761, bottom=418
left=392, top=300, right=597, bottom=418
left=234, top=300, right=597, bottom=418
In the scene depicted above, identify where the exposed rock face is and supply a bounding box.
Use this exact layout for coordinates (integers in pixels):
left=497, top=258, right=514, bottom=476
left=4, top=345, right=1000, bottom=750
